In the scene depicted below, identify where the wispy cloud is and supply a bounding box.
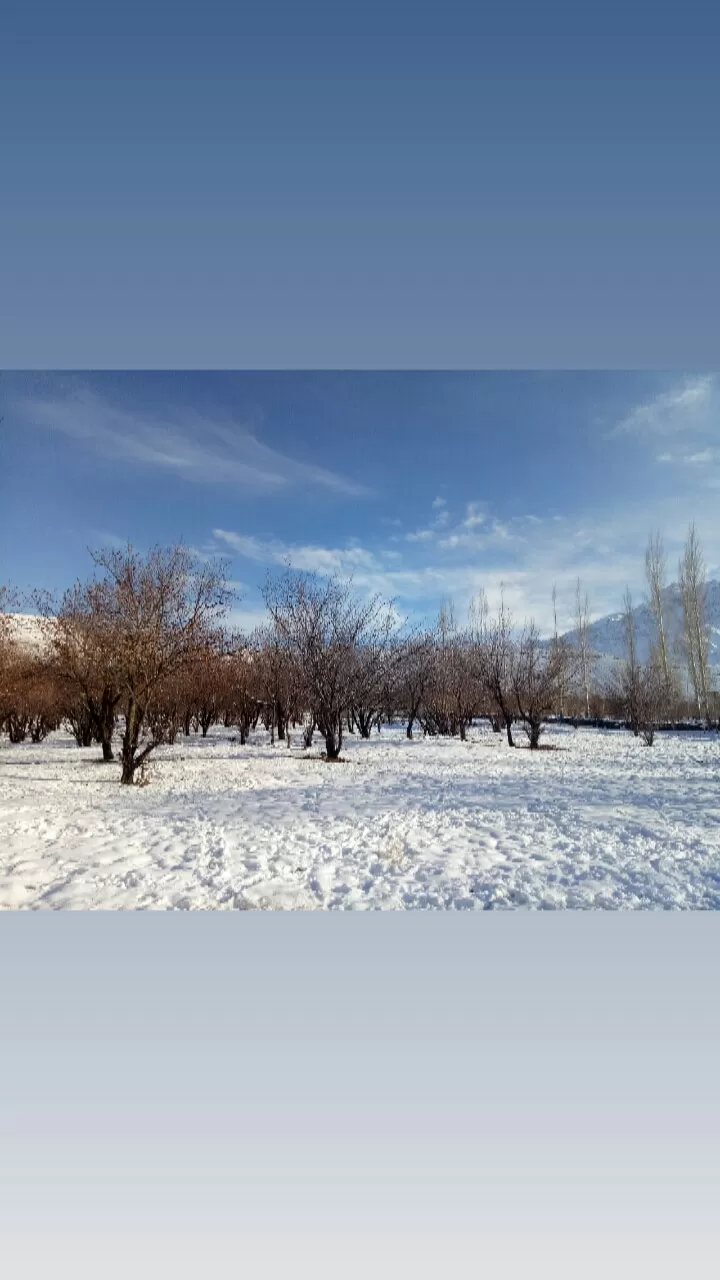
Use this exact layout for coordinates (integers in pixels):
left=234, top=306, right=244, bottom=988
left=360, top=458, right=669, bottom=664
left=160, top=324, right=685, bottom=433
left=13, top=380, right=372, bottom=498
left=212, top=475, right=720, bottom=637
left=213, top=529, right=380, bottom=578
left=88, top=530, right=136, bottom=552
left=212, top=528, right=432, bottom=606
left=610, top=374, right=715, bottom=438
left=404, top=497, right=452, bottom=542
left=655, top=446, right=720, bottom=468
left=461, top=501, right=488, bottom=530
left=438, top=516, right=518, bottom=552
left=686, top=449, right=719, bottom=464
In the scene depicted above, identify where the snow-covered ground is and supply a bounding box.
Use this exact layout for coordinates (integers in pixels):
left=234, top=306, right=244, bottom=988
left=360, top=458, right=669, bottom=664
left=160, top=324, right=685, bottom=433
left=1, top=722, right=719, bottom=909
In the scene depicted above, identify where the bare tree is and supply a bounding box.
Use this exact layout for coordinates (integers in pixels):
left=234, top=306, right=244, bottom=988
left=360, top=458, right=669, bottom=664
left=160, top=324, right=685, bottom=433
left=146, top=666, right=189, bottom=747
left=618, top=587, right=641, bottom=735
left=0, top=644, right=63, bottom=744
left=0, top=588, right=15, bottom=728
left=644, top=531, right=676, bottom=711
left=347, top=618, right=403, bottom=739
left=511, top=619, right=570, bottom=748
left=398, top=632, right=434, bottom=739
left=263, top=569, right=397, bottom=760
left=182, top=643, right=228, bottom=738
left=36, top=580, right=122, bottom=761
left=574, top=578, right=593, bottom=719
left=255, top=626, right=299, bottom=743
left=418, top=602, right=476, bottom=740
left=636, top=652, right=665, bottom=746
left=552, top=583, right=561, bottom=711
left=474, top=589, right=517, bottom=746
left=223, top=635, right=263, bottom=746
left=678, top=523, right=712, bottom=725
left=85, top=544, right=232, bottom=784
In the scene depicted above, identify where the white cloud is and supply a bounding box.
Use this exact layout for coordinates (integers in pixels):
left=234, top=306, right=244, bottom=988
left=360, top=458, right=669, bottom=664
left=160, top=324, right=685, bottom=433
left=14, top=380, right=372, bottom=498
left=461, top=501, right=488, bottom=530
left=655, top=447, right=720, bottom=467
left=213, top=481, right=720, bottom=638
left=213, top=529, right=379, bottom=577
left=212, top=528, right=416, bottom=592
left=611, top=374, right=714, bottom=438
left=431, top=496, right=446, bottom=509
left=437, top=518, right=520, bottom=552
left=88, top=530, right=135, bottom=552
left=685, top=449, right=720, bottom=465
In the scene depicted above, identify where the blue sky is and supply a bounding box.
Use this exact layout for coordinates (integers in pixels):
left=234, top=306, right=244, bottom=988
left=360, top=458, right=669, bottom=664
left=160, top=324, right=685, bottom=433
left=2, top=372, right=718, bottom=634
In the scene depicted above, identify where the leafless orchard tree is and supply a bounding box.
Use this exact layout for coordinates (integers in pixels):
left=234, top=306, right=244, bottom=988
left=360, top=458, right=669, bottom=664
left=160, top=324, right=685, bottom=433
left=473, top=589, right=517, bottom=746
left=398, top=631, right=434, bottom=739
left=0, top=587, right=14, bottom=729
left=0, top=595, right=62, bottom=743
left=254, top=626, right=299, bottom=744
left=84, top=544, right=232, bottom=784
left=36, top=580, right=123, bottom=761
left=678, top=523, right=713, bottom=725
left=636, top=654, right=665, bottom=746
left=510, top=620, right=571, bottom=748
left=418, top=602, right=476, bottom=740
left=185, top=643, right=229, bottom=738
left=347, top=616, right=403, bottom=739
left=610, top=586, right=664, bottom=744
left=0, top=645, right=63, bottom=746
left=222, top=634, right=263, bottom=746
left=263, top=569, right=397, bottom=760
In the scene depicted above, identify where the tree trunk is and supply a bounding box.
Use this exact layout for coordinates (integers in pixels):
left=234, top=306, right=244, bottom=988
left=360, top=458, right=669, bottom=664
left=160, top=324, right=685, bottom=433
left=276, top=702, right=286, bottom=739
left=357, top=709, right=373, bottom=738
left=120, top=698, right=142, bottom=784
left=505, top=715, right=514, bottom=747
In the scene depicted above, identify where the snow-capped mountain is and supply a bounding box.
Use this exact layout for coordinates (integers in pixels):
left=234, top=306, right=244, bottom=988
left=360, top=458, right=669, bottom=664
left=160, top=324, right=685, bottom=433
left=1, top=613, right=52, bottom=654
left=563, top=580, right=720, bottom=670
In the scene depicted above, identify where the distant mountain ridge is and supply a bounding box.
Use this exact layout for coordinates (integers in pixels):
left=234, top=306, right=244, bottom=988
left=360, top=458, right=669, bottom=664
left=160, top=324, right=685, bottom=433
left=562, top=579, right=720, bottom=670
left=6, top=581, right=720, bottom=675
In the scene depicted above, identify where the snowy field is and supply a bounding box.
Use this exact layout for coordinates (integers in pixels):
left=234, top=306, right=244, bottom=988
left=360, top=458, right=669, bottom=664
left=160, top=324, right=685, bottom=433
left=1, top=722, right=719, bottom=909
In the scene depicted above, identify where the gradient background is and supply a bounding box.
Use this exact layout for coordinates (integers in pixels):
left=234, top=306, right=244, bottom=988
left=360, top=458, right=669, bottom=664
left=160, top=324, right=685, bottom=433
left=2, top=917, right=718, bottom=1277
left=3, top=2, right=719, bottom=1274
left=2, top=0, right=719, bottom=367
